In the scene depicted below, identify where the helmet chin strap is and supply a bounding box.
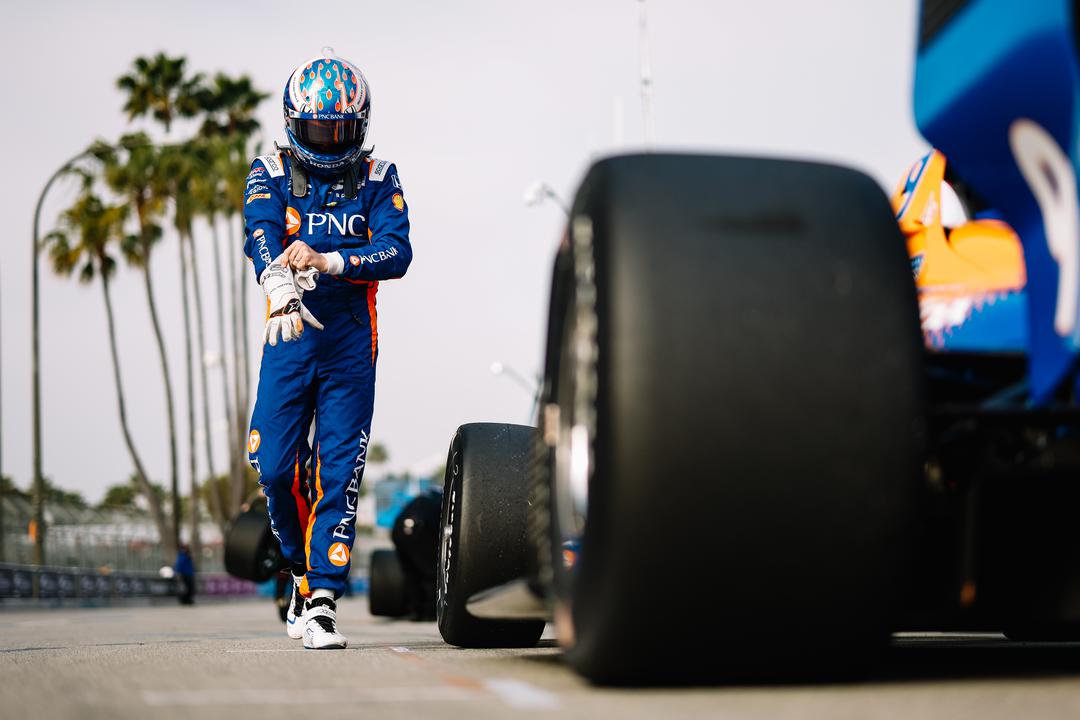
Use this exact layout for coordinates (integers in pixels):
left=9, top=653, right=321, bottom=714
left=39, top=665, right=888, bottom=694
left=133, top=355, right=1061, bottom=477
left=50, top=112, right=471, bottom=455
left=277, top=141, right=372, bottom=200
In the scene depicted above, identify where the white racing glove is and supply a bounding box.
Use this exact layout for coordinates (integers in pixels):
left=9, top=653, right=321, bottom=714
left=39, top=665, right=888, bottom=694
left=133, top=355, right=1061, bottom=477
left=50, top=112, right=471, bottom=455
left=261, top=259, right=323, bottom=346
left=294, top=266, right=319, bottom=293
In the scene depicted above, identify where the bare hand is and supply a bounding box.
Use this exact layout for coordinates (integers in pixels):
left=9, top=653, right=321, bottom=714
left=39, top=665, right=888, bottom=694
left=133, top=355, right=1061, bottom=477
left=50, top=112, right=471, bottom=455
left=282, top=241, right=329, bottom=273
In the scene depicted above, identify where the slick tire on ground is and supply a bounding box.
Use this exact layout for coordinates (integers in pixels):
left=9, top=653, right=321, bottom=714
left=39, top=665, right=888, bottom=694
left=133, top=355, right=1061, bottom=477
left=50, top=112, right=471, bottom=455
left=437, top=423, right=546, bottom=648
left=369, top=549, right=409, bottom=618
left=540, top=154, right=925, bottom=684
left=224, top=497, right=284, bottom=583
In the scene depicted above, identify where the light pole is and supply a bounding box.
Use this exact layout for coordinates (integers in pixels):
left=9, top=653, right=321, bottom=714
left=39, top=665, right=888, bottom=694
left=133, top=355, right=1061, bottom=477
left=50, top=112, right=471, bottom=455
left=31, top=152, right=87, bottom=571
left=0, top=247, right=4, bottom=564
left=523, top=181, right=570, bottom=217
left=638, top=0, right=656, bottom=148
left=491, top=361, right=542, bottom=422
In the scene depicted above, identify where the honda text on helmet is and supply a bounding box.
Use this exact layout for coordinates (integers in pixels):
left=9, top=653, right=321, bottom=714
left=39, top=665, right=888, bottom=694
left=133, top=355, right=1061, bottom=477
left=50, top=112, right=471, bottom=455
left=284, top=47, right=371, bottom=174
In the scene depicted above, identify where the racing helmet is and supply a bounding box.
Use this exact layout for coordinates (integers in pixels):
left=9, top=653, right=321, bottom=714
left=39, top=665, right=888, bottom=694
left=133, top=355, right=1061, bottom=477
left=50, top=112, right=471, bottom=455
left=283, top=47, right=371, bottom=175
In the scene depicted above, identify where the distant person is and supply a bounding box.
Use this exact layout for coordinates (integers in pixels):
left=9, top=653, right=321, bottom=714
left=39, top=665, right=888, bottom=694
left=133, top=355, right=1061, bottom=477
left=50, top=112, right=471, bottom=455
left=244, top=47, right=412, bottom=649
left=174, top=544, right=195, bottom=605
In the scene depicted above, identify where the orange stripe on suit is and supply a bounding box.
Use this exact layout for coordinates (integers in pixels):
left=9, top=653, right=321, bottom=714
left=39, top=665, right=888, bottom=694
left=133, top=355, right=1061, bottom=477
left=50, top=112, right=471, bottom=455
left=290, top=451, right=310, bottom=535
left=367, top=282, right=379, bottom=364
left=304, top=447, right=324, bottom=573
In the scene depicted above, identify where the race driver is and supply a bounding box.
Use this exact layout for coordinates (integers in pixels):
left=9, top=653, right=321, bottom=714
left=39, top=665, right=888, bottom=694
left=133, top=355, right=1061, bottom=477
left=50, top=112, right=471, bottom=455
left=244, top=48, right=411, bottom=649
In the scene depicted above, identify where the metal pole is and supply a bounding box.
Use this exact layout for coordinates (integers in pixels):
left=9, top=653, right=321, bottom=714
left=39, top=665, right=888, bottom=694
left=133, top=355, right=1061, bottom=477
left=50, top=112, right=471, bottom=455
left=544, top=188, right=570, bottom=217
left=523, top=182, right=570, bottom=217
left=491, top=362, right=543, bottom=423
left=0, top=257, right=4, bottom=564
left=638, top=0, right=656, bottom=148
left=31, top=154, right=84, bottom=575
left=502, top=366, right=536, bottom=395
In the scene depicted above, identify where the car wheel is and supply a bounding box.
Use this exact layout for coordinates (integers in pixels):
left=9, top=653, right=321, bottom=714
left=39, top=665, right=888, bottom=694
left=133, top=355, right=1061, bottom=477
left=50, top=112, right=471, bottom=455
left=437, top=423, right=546, bottom=648
left=369, top=549, right=409, bottom=618
left=540, top=154, right=926, bottom=683
left=224, top=496, right=284, bottom=583
left=274, top=572, right=290, bottom=622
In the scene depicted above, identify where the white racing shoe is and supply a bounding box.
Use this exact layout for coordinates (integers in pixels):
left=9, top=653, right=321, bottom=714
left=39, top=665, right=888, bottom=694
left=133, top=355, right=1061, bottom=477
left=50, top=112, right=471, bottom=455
left=303, top=596, right=347, bottom=650
left=285, top=577, right=306, bottom=640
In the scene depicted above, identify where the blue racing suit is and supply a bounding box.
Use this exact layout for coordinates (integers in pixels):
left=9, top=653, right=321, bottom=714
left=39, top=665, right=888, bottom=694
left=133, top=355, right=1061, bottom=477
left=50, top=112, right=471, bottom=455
left=244, top=151, right=411, bottom=597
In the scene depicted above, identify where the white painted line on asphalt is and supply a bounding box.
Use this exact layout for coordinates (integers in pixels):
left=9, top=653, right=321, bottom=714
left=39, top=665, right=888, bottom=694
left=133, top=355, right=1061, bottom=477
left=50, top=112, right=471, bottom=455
left=483, top=679, right=560, bottom=710
left=143, top=686, right=478, bottom=707
left=389, top=646, right=412, bottom=653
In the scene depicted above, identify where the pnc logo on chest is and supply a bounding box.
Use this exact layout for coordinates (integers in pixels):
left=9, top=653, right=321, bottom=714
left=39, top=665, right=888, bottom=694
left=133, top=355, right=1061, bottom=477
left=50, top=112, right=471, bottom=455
left=303, top=211, right=367, bottom=236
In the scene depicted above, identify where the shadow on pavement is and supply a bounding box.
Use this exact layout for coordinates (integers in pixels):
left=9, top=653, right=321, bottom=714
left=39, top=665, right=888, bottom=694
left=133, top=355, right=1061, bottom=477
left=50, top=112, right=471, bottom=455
left=503, top=634, right=1080, bottom=687
left=880, top=634, right=1080, bottom=683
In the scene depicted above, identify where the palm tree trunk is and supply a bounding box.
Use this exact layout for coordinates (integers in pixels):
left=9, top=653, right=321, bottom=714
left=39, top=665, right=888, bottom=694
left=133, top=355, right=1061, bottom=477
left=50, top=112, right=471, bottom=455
left=140, top=258, right=181, bottom=552
left=236, top=216, right=250, bottom=446
left=210, top=215, right=233, bottom=527
left=228, top=217, right=247, bottom=515
left=185, top=230, right=223, bottom=531
left=178, top=231, right=202, bottom=560
left=101, top=272, right=175, bottom=560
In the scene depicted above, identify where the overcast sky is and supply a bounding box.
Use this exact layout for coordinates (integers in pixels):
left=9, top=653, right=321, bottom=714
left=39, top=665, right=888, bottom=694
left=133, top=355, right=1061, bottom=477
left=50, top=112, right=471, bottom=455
left=2, top=0, right=925, bottom=502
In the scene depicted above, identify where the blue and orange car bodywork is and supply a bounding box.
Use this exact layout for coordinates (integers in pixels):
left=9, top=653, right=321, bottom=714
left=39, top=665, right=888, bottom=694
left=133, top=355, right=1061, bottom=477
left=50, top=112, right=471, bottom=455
left=892, top=149, right=1027, bottom=352
left=900, top=0, right=1080, bottom=634
left=914, top=0, right=1080, bottom=404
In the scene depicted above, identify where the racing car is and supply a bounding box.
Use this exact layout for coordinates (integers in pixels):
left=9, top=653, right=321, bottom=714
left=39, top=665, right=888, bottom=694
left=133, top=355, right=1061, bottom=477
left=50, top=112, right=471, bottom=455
left=435, top=0, right=1080, bottom=684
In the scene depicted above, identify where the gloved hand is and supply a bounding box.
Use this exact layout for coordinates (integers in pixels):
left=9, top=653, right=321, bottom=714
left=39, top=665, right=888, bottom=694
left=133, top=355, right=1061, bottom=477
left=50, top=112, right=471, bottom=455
left=295, top=266, right=319, bottom=293
left=261, top=259, right=323, bottom=346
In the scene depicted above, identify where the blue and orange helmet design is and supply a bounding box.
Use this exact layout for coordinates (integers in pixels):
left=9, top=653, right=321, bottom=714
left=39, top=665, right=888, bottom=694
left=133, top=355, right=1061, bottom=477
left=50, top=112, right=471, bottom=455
left=284, top=47, right=371, bottom=174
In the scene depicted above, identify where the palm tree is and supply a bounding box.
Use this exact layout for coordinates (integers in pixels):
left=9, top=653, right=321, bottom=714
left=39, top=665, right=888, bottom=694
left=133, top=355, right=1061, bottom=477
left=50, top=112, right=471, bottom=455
left=116, top=60, right=271, bottom=524
left=158, top=144, right=205, bottom=556
left=184, top=137, right=234, bottom=531
left=116, top=54, right=205, bottom=541
left=368, top=443, right=390, bottom=465
left=198, top=75, right=268, bottom=517
left=219, top=136, right=256, bottom=517
left=194, top=157, right=236, bottom=526
left=117, top=53, right=204, bottom=134
left=92, top=135, right=182, bottom=552
left=42, top=176, right=176, bottom=559
left=199, top=73, right=267, bottom=139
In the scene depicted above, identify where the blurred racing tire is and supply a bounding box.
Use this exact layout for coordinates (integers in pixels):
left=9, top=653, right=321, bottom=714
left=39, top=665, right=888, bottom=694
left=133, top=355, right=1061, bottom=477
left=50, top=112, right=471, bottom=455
left=224, top=496, right=285, bottom=583
left=274, top=572, right=290, bottom=622
left=369, top=549, right=409, bottom=618
left=437, top=423, right=546, bottom=648
left=540, top=154, right=926, bottom=683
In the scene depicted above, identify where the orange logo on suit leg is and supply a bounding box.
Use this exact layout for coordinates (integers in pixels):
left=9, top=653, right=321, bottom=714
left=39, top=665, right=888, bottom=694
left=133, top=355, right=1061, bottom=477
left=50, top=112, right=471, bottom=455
left=327, top=542, right=350, bottom=567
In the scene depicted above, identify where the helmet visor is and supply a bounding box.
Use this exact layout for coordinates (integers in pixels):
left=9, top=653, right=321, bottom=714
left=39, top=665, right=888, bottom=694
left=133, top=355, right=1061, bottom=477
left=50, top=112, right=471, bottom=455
left=288, top=118, right=364, bottom=155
